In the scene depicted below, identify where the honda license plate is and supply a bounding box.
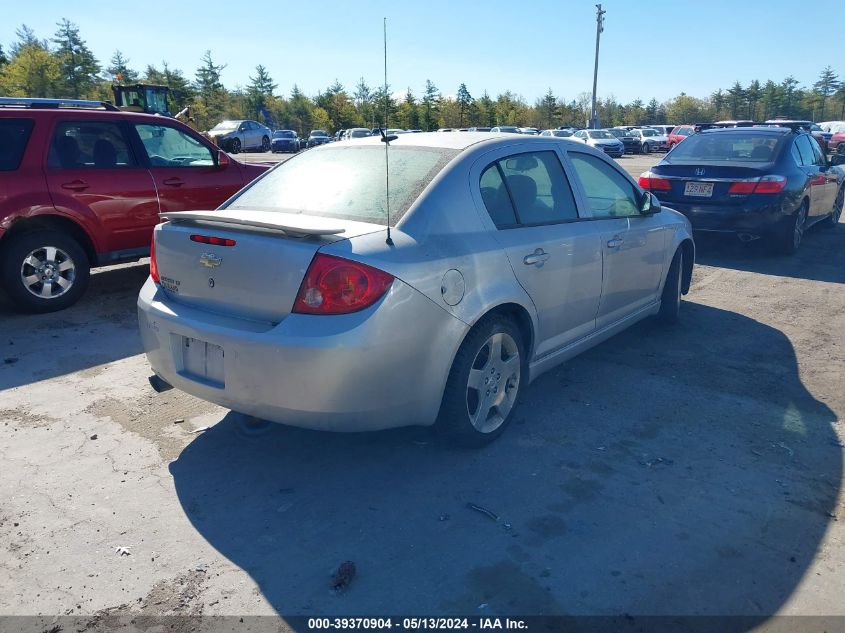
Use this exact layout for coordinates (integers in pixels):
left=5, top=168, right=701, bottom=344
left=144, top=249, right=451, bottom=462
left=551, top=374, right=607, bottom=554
left=684, top=181, right=714, bottom=197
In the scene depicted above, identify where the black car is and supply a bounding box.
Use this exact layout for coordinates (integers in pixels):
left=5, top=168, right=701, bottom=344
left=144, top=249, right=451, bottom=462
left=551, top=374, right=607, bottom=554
left=306, top=130, right=332, bottom=148
left=270, top=130, right=299, bottom=153
left=639, top=126, right=844, bottom=254
left=609, top=128, right=642, bottom=154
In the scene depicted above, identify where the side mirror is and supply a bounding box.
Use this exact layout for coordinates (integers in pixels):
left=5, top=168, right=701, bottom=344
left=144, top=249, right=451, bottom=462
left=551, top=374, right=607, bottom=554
left=216, top=150, right=231, bottom=169
left=641, top=191, right=661, bottom=215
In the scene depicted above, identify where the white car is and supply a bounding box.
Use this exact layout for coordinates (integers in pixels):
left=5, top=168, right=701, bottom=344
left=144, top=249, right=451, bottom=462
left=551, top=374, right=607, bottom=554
left=571, top=129, right=625, bottom=158
left=630, top=128, right=669, bottom=153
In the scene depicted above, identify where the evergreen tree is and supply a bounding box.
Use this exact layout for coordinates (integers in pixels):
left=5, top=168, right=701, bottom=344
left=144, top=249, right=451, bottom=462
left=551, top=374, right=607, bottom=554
left=420, top=80, right=440, bottom=131
left=644, top=98, right=659, bottom=124
left=760, top=80, right=780, bottom=120
left=353, top=77, right=373, bottom=127
left=11, top=25, right=41, bottom=56
left=746, top=80, right=761, bottom=120
left=475, top=91, right=495, bottom=127
left=398, top=88, right=419, bottom=130
left=813, top=66, right=840, bottom=121
left=727, top=81, right=745, bottom=119
left=194, top=50, right=226, bottom=105
left=0, top=45, right=7, bottom=69
left=52, top=19, right=101, bottom=98
left=108, top=50, right=137, bottom=82
left=780, top=76, right=799, bottom=116
left=0, top=42, right=60, bottom=97
left=539, top=89, right=557, bottom=129
left=456, top=83, right=473, bottom=127
left=246, top=64, right=277, bottom=116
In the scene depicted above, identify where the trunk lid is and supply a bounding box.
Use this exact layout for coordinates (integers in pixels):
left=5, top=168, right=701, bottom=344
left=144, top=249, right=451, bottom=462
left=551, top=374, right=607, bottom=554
left=651, top=162, right=773, bottom=205
left=153, top=210, right=383, bottom=323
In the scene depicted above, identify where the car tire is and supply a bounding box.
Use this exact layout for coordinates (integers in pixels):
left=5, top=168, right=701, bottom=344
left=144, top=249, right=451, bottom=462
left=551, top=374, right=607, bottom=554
left=824, top=186, right=843, bottom=228
left=436, top=315, right=525, bottom=447
left=0, top=230, right=90, bottom=313
left=261, top=136, right=270, bottom=152
left=774, top=201, right=808, bottom=255
left=642, top=142, right=650, bottom=154
left=657, top=249, right=683, bottom=325
left=230, top=138, right=241, bottom=154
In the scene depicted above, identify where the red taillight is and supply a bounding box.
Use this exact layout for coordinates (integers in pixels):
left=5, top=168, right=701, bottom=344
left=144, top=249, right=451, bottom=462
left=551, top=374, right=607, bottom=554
left=638, top=172, right=671, bottom=191
left=190, top=234, right=237, bottom=246
left=149, top=231, right=160, bottom=284
left=728, top=181, right=757, bottom=194
left=292, top=254, right=394, bottom=315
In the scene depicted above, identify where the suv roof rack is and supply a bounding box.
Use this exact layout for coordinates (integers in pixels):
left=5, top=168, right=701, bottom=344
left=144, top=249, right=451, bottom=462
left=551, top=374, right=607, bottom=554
left=0, top=97, right=120, bottom=111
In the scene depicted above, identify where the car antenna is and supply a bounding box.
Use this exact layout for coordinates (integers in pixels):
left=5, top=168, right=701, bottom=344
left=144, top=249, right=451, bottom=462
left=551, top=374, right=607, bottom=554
left=380, top=17, right=397, bottom=246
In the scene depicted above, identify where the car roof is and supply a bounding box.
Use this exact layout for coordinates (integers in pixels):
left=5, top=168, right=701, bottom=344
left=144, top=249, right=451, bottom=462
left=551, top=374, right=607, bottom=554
left=699, top=126, right=792, bottom=136
left=0, top=107, right=188, bottom=126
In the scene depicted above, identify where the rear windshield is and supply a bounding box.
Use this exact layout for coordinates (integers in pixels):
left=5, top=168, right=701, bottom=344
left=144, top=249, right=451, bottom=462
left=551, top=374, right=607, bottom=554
left=225, top=146, right=459, bottom=226
left=274, top=131, right=295, bottom=138
left=664, top=132, right=782, bottom=162
left=0, top=119, right=35, bottom=171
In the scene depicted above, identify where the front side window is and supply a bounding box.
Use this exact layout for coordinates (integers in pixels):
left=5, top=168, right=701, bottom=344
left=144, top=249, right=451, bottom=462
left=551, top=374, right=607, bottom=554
left=134, top=124, right=214, bottom=167
left=48, top=121, right=136, bottom=169
left=0, top=119, right=34, bottom=171
left=569, top=152, right=641, bottom=218
left=479, top=151, right=579, bottom=227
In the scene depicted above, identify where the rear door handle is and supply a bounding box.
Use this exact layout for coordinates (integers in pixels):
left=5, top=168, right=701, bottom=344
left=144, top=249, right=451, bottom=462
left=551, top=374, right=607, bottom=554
left=61, top=180, right=89, bottom=192
left=607, top=236, right=624, bottom=248
left=163, top=177, right=185, bottom=187
left=523, top=248, right=551, bottom=266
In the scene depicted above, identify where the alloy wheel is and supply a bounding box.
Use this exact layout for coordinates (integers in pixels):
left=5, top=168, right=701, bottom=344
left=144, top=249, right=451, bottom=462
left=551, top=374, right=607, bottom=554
left=793, top=205, right=807, bottom=250
left=20, top=245, right=76, bottom=300
left=465, top=332, right=521, bottom=434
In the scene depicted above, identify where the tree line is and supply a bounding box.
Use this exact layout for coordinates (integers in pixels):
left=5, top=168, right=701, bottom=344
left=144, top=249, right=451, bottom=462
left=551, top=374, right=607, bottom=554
left=2, top=20, right=844, bottom=136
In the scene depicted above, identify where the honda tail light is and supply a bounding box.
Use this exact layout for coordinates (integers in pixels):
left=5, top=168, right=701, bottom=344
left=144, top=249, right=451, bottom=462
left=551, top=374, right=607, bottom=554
left=150, top=230, right=160, bottom=284
left=727, top=181, right=757, bottom=194
left=729, top=175, right=786, bottom=195
left=638, top=172, right=671, bottom=191
left=293, top=254, right=394, bottom=315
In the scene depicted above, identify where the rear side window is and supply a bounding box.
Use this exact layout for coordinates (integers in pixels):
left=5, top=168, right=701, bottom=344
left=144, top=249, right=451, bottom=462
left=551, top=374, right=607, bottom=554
left=479, top=151, right=579, bottom=228
left=48, top=121, right=136, bottom=169
left=795, top=135, right=816, bottom=166
left=0, top=119, right=35, bottom=171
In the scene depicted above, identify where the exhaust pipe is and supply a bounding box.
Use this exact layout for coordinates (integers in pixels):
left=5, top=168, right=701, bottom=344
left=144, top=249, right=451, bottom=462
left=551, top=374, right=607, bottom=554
left=148, top=374, right=174, bottom=393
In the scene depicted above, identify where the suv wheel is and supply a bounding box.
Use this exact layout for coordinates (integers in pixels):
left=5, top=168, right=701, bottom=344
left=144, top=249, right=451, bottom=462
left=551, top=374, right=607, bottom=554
left=230, top=138, right=241, bottom=154
left=0, top=230, right=90, bottom=313
left=261, top=136, right=270, bottom=152
left=436, top=315, right=525, bottom=447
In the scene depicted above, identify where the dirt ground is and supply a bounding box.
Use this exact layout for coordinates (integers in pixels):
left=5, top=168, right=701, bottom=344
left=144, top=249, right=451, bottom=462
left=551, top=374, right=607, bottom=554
left=1, top=153, right=844, bottom=629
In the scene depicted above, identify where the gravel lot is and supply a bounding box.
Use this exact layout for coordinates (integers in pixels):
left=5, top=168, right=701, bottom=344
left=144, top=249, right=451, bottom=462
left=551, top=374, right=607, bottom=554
left=1, top=151, right=844, bottom=626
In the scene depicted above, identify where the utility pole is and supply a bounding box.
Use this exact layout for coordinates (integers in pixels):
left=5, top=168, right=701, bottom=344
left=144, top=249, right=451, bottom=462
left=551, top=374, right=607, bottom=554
left=590, top=4, right=606, bottom=129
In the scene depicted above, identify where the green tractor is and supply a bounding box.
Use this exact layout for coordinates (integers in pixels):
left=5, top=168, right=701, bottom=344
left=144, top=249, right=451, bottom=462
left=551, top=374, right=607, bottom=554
left=111, top=81, right=198, bottom=131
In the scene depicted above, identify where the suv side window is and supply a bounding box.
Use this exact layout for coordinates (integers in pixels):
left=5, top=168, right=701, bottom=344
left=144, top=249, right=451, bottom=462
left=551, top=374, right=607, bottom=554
left=479, top=151, right=579, bottom=228
left=134, top=124, right=214, bottom=167
left=47, top=121, right=136, bottom=169
left=0, top=119, right=35, bottom=171
left=569, top=151, right=641, bottom=218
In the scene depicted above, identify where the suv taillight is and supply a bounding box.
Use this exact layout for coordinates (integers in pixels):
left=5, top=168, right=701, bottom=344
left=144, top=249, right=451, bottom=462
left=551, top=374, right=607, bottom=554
left=149, top=231, right=160, bottom=284
left=292, top=254, right=394, bottom=315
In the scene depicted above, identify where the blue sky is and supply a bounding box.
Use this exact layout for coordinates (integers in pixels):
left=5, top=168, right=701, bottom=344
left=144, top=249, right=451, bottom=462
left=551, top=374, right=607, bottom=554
left=1, top=0, right=834, bottom=104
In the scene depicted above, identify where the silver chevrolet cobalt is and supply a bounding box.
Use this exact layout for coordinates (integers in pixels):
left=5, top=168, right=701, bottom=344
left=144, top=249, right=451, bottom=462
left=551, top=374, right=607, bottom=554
left=138, top=133, right=694, bottom=445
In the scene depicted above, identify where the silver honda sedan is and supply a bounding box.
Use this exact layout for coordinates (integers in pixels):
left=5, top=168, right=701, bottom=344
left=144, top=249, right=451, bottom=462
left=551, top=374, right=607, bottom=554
left=138, top=133, right=694, bottom=445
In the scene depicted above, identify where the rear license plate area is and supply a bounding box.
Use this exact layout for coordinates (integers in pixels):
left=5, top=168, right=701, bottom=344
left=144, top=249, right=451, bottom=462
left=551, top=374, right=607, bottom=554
left=684, top=181, right=714, bottom=197
left=174, top=335, right=225, bottom=387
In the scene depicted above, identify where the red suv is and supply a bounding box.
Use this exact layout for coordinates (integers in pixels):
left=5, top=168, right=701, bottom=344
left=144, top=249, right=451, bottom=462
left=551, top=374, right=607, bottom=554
left=0, top=99, right=268, bottom=312
left=668, top=125, right=695, bottom=148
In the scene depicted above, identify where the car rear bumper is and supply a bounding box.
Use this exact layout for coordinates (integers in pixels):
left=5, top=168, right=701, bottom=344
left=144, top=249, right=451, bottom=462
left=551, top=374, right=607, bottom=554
left=656, top=198, right=789, bottom=236
left=137, top=277, right=468, bottom=431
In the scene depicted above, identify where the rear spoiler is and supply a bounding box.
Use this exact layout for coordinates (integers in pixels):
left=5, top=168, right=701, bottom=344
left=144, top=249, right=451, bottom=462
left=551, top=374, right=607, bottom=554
left=160, top=210, right=347, bottom=237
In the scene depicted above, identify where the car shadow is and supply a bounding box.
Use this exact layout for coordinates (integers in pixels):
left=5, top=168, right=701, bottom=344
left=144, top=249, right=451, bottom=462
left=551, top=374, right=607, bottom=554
left=695, top=222, right=844, bottom=284
left=0, top=262, right=149, bottom=391
left=169, top=302, right=840, bottom=620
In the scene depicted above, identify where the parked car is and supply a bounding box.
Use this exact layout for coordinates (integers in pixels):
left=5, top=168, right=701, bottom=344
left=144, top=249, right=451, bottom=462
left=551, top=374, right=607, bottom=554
left=648, top=125, right=675, bottom=136
left=345, top=128, right=372, bottom=140
left=307, top=130, right=332, bottom=148
left=270, top=130, right=299, bottom=153
left=0, top=97, right=268, bottom=312
left=830, top=129, right=845, bottom=153
left=334, top=129, right=346, bottom=142
left=490, top=126, right=521, bottom=133
left=437, top=128, right=455, bottom=132
left=468, top=127, right=492, bottom=132
left=519, top=128, right=540, bottom=135
left=207, top=119, right=272, bottom=153
left=571, top=129, right=625, bottom=158
left=638, top=126, right=844, bottom=254
left=608, top=128, right=642, bottom=154
left=629, top=128, right=670, bottom=153
left=385, top=128, right=407, bottom=135
left=539, top=129, right=573, bottom=138
left=139, top=133, right=694, bottom=445
left=668, top=125, right=695, bottom=148
left=765, top=120, right=829, bottom=153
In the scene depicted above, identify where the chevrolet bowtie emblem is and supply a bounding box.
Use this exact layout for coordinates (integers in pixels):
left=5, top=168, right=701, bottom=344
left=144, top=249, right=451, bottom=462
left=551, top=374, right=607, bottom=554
left=199, top=253, right=222, bottom=268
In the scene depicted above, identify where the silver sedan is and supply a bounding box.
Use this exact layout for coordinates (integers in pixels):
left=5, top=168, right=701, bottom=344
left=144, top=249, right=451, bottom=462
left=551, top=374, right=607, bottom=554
left=138, top=133, right=694, bottom=445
